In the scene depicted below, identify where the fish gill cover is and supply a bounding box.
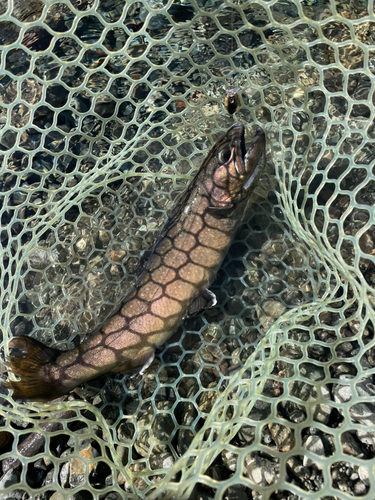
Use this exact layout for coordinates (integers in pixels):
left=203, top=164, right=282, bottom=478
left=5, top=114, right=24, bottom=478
left=0, top=0, right=374, bottom=499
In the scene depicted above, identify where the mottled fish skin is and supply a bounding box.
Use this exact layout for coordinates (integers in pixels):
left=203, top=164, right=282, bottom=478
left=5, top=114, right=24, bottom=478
left=4, top=124, right=266, bottom=401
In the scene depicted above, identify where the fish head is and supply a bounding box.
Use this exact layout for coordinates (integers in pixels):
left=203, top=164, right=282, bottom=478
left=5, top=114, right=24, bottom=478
left=204, top=124, right=266, bottom=212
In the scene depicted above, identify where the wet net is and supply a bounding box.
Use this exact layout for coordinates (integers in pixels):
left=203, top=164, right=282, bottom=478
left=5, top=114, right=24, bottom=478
left=0, top=0, right=375, bottom=498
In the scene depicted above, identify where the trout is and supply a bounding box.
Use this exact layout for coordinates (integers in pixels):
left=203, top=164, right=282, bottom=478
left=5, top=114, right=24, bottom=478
left=4, top=124, right=266, bottom=401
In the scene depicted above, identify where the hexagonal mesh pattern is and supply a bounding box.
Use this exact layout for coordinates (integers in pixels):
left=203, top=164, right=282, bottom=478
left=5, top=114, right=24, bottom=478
left=0, top=0, right=375, bottom=498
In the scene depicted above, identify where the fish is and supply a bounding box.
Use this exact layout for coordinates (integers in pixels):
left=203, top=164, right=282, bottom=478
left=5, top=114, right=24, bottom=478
left=4, top=124, right=266, bottom=402
left=224, top=88, right=240, bottom=115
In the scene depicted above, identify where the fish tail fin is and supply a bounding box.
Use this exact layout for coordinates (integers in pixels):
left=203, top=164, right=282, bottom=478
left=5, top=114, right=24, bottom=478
left=3, top=336, right=63, bottom=401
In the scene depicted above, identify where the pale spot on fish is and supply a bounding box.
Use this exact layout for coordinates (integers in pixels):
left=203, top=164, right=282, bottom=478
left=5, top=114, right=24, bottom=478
left=164, top=248, right=188, bottom=268
left=155, top=237, right=173, bottom=255
left=174, top=233, right=196, bottom=252
left=121, top=298, right=147, bottom=318
left=57, top=350, right=81, bottom=367
left=179, top=262, right=205, bottom=283
left=166, top=280, right=196, bottom=301
left=82, top=346, right=116, bottom=368
left=130, top=314, right=165, bottom=334
left=187, top=215, right=204, bottom=235
left=138, top=282, right=163, bottom=301
left=151, top=266, right=176, bottom=285
left=106, top=330, right=142, bottom=349
left=198, top=227, right=229, bottom=249
left=190, top=245, right=221, bottom=266
left=151, top=296, right=182, bottom=318
left=103, top=314, right=127, bottom=334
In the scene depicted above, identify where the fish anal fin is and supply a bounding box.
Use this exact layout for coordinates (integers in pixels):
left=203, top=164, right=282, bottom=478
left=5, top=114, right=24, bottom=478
left=188, top=288, right=217, bottom=317
left=111, top=347, right=155, bottom=376
left=3, top=336, right=64, bottom=402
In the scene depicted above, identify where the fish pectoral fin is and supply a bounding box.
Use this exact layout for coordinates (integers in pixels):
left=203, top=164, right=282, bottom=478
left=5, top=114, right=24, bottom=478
left=207, top=204, right=235, bottom=218
left=188, top=288, right=217, bottom=317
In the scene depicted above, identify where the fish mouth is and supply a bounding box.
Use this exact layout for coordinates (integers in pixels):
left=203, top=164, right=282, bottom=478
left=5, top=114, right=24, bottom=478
left=231, top=125, right=265, bottom=181
left=242, top=127, right=266, bottom=191
left=230, top=124, right=246, bottom=176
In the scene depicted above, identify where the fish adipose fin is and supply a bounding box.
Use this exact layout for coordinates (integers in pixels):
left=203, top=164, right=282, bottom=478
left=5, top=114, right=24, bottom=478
left=3, top=336, right=62, bottom=401
left=188, top=288, right=217, bottom=316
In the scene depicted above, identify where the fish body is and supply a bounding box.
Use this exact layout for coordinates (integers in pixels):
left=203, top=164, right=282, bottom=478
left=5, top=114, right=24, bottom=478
left=5, top=124, right=266, bottom=401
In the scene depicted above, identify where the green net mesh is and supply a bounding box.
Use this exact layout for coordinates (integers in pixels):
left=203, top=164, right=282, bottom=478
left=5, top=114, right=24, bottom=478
left=1, top=0, right=375, bottom=498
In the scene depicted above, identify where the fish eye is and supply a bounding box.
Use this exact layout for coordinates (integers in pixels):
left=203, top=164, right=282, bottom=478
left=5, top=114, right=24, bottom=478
left=219, top=149, right=231, bottom=163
